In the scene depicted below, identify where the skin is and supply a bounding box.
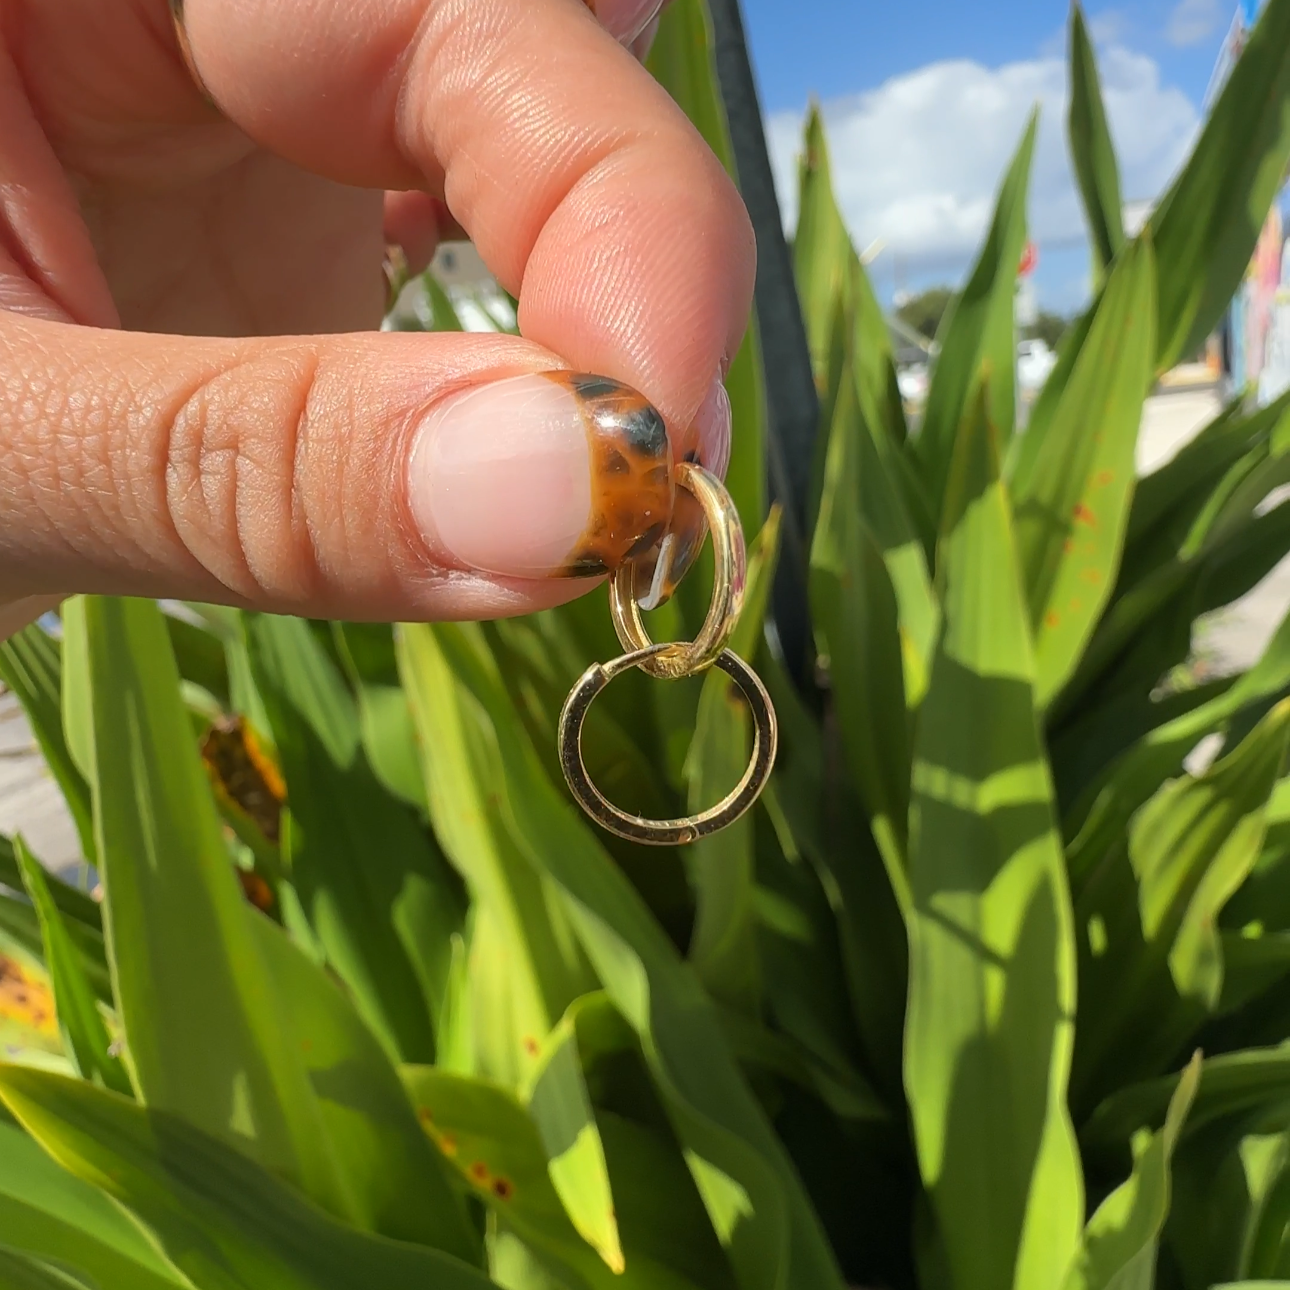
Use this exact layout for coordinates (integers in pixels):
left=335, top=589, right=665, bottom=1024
left=0, top=0, right=755, bottom=634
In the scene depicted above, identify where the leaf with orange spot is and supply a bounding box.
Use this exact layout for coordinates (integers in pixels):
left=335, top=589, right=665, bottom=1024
left=1008, top=234, right=1157, bottom=709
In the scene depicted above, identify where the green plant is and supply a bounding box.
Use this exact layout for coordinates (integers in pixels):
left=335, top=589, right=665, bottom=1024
left=5, top=2, right=1290, bottom=1288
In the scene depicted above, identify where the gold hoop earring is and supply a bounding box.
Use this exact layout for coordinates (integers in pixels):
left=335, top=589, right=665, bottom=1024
left=558, top=461, right=777, bottom=845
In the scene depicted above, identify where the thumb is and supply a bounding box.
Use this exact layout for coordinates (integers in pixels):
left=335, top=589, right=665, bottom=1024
left=0, top=314, right=726, bottom=621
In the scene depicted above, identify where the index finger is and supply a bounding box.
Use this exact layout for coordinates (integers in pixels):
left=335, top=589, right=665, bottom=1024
left=179, top=0, right=755, bottom=452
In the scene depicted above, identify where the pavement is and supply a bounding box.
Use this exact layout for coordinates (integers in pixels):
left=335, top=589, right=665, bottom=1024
left=0, top=381, right=1278, bottom=874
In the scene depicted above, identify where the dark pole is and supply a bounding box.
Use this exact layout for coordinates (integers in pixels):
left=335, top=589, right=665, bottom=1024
left=706, top=0, right=821, bottom=690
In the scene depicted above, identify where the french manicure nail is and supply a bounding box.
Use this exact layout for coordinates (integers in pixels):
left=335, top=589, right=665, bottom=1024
left=408, top=372, right=674, bottom=580
left=584, top=0, right=666, bottom=46
left=632, top=375, right=731, bottom=609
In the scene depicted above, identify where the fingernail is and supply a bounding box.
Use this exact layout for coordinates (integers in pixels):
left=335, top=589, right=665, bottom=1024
left=632, top=376, right=730, bottom=609
left=409, top=372, right=674, bottom=580
left=584, top=0, right=666, bottom=46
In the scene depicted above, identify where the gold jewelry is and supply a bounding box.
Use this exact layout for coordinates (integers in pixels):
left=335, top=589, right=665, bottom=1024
left=168, top=0, right=214, bottom=100
left=558, top=462, right=777, bottom=845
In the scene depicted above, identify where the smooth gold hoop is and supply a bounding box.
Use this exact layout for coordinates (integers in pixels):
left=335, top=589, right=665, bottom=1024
left=169, top=0, right=214, bottom=100
left=609, top=461, right=746, bottom=680
left=558, top=643, right=777, bottom=845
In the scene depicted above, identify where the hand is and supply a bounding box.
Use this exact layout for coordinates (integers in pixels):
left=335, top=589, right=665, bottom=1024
left=0, top=0, right=754, bottom=637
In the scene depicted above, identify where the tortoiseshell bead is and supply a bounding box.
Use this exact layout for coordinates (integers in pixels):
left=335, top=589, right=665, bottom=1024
left=542, top=372, right=675, bottom=578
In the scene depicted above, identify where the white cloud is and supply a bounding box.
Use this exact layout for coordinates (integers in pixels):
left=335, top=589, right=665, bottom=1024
left=766, top=46, right=1199, bottom=294
left=1166, top=0, right=1226, bottom=46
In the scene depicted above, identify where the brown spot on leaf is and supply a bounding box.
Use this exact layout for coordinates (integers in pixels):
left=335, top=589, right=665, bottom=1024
left=468, top=1161, right=490, bottom=1184
left=1073, top=503, right=1097, bottom=527
left=493, top=1177, right=514, bottom=1200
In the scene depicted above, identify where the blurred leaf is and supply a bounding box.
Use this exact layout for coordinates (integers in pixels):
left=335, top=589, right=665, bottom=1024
left=13, top=838, right=127, bottom=1096
left=0, top=1116, right=185, bottom=1290
left=333, top=622, right=429, bottom=816
left=0, top=626, right=93, bottom=862
left=397, top=621, right=595, bottom=1087
left=247, top=613, right=463, bottom=1062
left=1063, top=1053, right=1199, bottom=1290
left=683, top=511, right=781, bottom=1013
left=0, top=1245, right=96, bottom=1290
left=163, top=612, right=231, bottom=710
left=0, top=933, right=67, bottom=1070
left=1067, top=3, right=1126, bottom=279
left=1149, top=0, right=1290, bottom=369
left=0, top=1067, right=492, bottom=1290
left=906, top=388, right=1083, bottom=1290
left=0, top=837, right=102, bottom=942
left=810, top=367, right=911, bottom=876
left=1074, top=702, right=1290, bottom=1108
left=1009, top=234, right=1157, bottom=709
left=916, top=114, right=1036, bottom=516
left=423, top=271, right=465, bottom=331
left=400, top=621, right=848, bottom=1290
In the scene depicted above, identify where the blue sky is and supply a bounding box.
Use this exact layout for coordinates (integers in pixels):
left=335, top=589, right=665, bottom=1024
left=740, top=0, right=1247, bottom=313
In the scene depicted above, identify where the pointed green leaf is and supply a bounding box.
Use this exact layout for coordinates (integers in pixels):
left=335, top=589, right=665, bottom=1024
left=906, top=388, right=1083, bottom=1290
left=683, top=511, right=780, bottom=1013
left=1063, top=1054, right=1199, bottom=1290
left=0, top=1117, right=186, bottom=1290
left=395, top=621, right=594, bottom=1087
left=525, top=994, right=627, bottom=1274
left=246, top=612, right=463, bottom=1063
left=917, top=114, right=1037, bottom=513
left=400, top=623, right=847, bottom=1290
left=1067, top=3, right=1126, bottom=278
left=0, top=1067, right=491, bottom=1290
left=1149, top=0, right=1290, bottom=369
left=405, top=1065, right=735, bottom=1290
left=13, top=838, right=128, bottom=1096
left=810, top=362, right=924, bottom=879
left=1074, top=702, right=1290, bottom=1107
left=0, top=1245, right=96, bottom=1290
left=65, top=596, right=468, bottom=1247
left=1009, top=235, right=1157, bottom=708
left=0, top=626, right=93, bottom=862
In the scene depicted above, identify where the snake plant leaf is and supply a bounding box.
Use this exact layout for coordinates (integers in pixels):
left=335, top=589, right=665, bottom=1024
left=400, top=621, right=847, bottom=1290
left=0, top=1066, right=493, bottom=1290
left=1073, top=701, right=1290, bottom=1110
left=1063, top=1053, right=1200, bottom=1290
left=916, top=113, right=1036, bottom=517
left=396, top=620, right=596, bottom=1088
left=810, top=365, right=910, bottom=876
left=1067, top=3, right=1126, bottom=279
left=13, top=838, right=128, bottom=1097
left=0, top=1117, right=186, bottom=1290
left=64, top=594, right=348, bottom=1208
left=246, top=612, right=462, bottom=1063
left=404, top=1065, right=735, bottom=1290
left=647, top=0, right=765, bottom=536
left=682, top=510, right=780, bottom=1014
left=1009, top=234, right=1157, bottom=709
left=1149, top=0, right=1290, bottom=370
left=524, top=994, right=627, bottom=1274
left=332, top=622, right=429, bottom=816
left=0, top=625, right=93, bottom=863
left=906, top=387, right=1083, bottom=1290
